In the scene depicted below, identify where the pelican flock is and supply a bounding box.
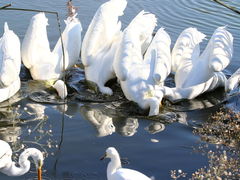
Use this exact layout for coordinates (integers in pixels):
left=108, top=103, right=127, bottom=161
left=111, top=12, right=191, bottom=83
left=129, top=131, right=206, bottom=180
left=0, top=0, right=239, bottom=179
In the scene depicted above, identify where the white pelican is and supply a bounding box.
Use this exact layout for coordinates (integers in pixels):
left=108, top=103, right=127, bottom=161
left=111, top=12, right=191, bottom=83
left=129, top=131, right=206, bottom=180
left=0, top=22, right=21, bottom=103
left=21, top=3, right=82, bottom=99
left=81, top=0, right=127, bottom=95
left=163, top=26, right=233, bottom=102
left=101, top=147, right=152, bottom=180
left=114, top=11, right=171, bottom=116
left=0, top=139, right=43, bottom=180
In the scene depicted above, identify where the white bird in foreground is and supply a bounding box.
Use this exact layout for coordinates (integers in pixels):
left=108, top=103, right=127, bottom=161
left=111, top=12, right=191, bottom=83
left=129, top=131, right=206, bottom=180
left=81, top=0, right=127, bottom=95
left=101, top=147, right=152, bottom=180
left=0, top=139, right=43, bottom=180
left=21, top=2, right=82, bottom=99
left=0, top=22, right=21, bottom=103
left=114, top=11, right=171, bottom=116
left=163, top=26, right=233, bottom=102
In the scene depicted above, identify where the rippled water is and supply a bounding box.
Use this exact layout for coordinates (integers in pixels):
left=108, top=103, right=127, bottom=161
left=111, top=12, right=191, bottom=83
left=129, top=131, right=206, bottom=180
left=0, top=0, right=240, bottom=179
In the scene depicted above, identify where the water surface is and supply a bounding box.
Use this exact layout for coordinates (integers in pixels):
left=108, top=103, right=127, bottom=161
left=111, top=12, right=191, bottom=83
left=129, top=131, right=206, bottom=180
left=0, top=0, right=240, bottom=179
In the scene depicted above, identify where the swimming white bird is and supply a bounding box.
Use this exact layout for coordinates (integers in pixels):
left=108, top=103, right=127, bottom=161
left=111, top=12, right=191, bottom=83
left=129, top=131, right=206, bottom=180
left=101, top=147, right=152, bottom=180
left=81, top=0, right=127, bottom=95
left=0, top=139, right=43, bottom=180
left=163, top=26, right=233, bottom=102
left=0, top=22, right=21, bottom=103
left=114, top=11, right=171, bottom=116
left=21, top=3, right=82, bottom=99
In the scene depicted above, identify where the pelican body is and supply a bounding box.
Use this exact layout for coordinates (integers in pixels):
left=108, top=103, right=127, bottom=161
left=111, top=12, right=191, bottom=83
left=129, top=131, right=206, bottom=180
left=0, top=140, right=43, bottom=179
left=114, top=11, right=171, bottom=116
left=0, top=22, right=21, bottom=103
left=226, top=68, right=240, bottom=93
left=21, top=12, right=82, bottom=98
left=81, top=0, right=127, bottom=95
left=101, top=147, right=151, bottom=180
left=164, top=27, right=233, bottom=102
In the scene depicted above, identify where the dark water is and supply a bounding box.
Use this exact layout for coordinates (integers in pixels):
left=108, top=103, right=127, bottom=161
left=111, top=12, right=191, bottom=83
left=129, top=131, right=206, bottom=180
left=0, top=0, right=240, bottom=179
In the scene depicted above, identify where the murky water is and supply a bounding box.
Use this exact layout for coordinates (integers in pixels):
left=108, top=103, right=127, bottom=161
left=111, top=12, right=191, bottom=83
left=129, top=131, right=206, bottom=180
left=0, top=0, right=240, bottom=179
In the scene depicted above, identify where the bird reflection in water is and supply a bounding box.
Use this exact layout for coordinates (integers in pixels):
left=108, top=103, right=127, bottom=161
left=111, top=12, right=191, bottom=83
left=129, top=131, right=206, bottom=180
left=0, top=102, right=57, bottom=160
left=80, top=105, right=139, bottom=137
left=113, top=117, right=139, bottom=137
left=0, top=126, right=22, bottom=152
left=80, top=105, right=116, bottom=137
left=145, top=122, right=165, bottom=134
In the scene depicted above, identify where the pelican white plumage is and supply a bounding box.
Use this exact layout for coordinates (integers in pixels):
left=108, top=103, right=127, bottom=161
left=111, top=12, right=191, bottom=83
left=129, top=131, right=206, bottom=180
left=0, top=139, right=43, bottom=179
left=0, top=22, right=21, bottom=103
left=225, top=68, right=240, bottom=93
left=81, top=0, right=127, bottom=95
left=163, top=27, right=233, bottom=102
left=101, top=147, right=152, bottom=180
left=21, top=3, right=82, bottom=99
left=114, top=11, right=171, bottom=116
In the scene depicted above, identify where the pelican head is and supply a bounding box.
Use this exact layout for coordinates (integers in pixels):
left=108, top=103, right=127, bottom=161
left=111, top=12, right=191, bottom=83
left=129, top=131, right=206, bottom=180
left=0, top=140, right=44, bottom=180
left=100, top=147, right=119, bottom=160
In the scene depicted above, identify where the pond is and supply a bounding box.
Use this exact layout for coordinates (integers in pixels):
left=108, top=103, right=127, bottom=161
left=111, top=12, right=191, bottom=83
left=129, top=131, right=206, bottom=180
left=0, top=0, right=240, bottom=179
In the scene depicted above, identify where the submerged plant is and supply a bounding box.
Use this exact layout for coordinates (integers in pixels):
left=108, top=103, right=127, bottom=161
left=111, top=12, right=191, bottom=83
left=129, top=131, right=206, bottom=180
left=191, top=150, right=240, bottom=179
left=192, top=108, right=240, bottom=178
left=171, top=108, right=240, bottom=179
left=194, top=108, right=240, bottom=147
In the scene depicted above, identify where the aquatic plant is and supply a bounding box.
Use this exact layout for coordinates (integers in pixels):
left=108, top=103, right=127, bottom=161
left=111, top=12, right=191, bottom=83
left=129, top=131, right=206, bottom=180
left=192, top=108, right=240, bottom=179
left=191, top=150, right=240, bottom=179
left=171, top=108, right=240, bottom=179
left=170, top=169, right=187, bottom=179
left=194, top=108, right=240, bottom=147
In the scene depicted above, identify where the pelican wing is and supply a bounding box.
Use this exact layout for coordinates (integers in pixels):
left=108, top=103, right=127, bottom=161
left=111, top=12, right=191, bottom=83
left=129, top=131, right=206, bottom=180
left=164, top=72, right=226, bottom=102
left=21, top=13, right=51, bottom=69
left=114, top=11, right=157, bottom=81
left=144, top=28, right=171, bottom=85
left=201, top=26, right=233, bottom=72
left=0, top=23, right=21, bottom=87
left=81, top=0, right=127, bottom=67
left=53, top=18, right=82, bottom=70
left=171, top=28, right=206, bottom=73
left=226, top=67, right=240, bottom=92
left=172, top=28, right=206, bottom=87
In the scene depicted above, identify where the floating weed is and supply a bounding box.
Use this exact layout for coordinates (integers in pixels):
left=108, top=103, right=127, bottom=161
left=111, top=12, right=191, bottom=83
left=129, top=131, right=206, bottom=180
left=170, top=169, right=187, bottom=179
left=171, top=108, right=240, bottom=179
left=193, top=108, right=240, bottom=147
left=191, top=150, right=240, bottom=179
